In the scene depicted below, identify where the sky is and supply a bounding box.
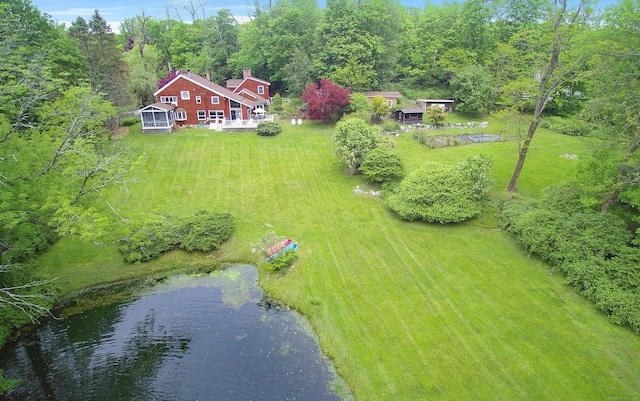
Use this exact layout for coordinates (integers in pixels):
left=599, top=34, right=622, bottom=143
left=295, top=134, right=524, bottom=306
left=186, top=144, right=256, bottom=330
left=31, top=0, right=619, bottom=33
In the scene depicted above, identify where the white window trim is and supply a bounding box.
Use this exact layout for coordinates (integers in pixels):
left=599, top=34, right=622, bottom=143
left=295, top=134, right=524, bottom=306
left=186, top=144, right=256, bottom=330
left=195, top=95, right=202, bottom=104
left=257, top=85, right=265, bottom=95
left=211, top=96, right=220, bottom=104
left=387, top=99, right=393, bottom=107
left=175, top=111, right=187, bottom=121
left=160, top=96, right=178, bottom=105
left=209, top=110, right=224, bottom=120
left=180, top=91, right=190, bottom=100
left=197, top=110, right=207, bottom=120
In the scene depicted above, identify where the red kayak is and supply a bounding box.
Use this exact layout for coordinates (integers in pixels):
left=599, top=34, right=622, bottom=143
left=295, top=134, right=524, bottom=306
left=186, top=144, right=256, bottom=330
left=265, top=239, right=292, bottom=256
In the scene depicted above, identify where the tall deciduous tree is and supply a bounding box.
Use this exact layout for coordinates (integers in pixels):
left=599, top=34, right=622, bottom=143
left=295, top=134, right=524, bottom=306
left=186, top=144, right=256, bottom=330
left=370, top=95, right=390, bottom=122
left=301, top=78, right=350, bottom=121
left=124, top=43, right=164, bottom=106
left=507, top=0, right=589, bottom=192
left=315, top=0, right=378, bottom=89
left=579, top=0, right=640, bottom=213
left=450, top=64, right=495, bottom=113
left=283, top=47, right=314, bottom=97
left=333, top=118, right=382, bottom=174
left=0, top=1, right=143, bottom=345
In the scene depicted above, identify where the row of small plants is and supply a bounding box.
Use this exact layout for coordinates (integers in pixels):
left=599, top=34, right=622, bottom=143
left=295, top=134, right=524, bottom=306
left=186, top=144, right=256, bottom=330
left=118, top=211, right=235, bottom=262
left=501, top=183, right=640, bottom=333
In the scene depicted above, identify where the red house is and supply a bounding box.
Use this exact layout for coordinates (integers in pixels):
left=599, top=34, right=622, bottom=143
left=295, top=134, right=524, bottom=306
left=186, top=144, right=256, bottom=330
left=226, top=68, right=271, bottom=107
left=139, top=69, right=271, bottom=133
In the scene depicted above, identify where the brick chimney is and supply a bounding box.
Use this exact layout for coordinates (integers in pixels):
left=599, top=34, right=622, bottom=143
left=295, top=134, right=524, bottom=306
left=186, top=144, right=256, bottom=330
left=242, top=68, right=251, bottom=78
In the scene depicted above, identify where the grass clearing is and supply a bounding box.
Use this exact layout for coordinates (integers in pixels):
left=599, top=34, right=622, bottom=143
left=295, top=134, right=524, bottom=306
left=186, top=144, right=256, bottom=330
left=37, top=121, right=640, bottom=400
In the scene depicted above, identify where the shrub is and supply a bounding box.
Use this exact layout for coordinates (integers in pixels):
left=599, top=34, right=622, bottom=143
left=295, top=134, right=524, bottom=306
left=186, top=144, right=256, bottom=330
left=426, top=105, right=447, bottom=126
left=386, top=163, right=479, bottom=223
left=381, top=121, right=400, bottom=133
left=349, top=93, right=370, bottom=113
left=267, top=249, right=298, bottom=271
left=270, top=93, right=283, bottom=112
left=386, top=155, right=492, bottom=224
left=120, top=117, right=139, bottom=127
left=360, top=147, right=405, bottom=185
left=118, top=216, right=178, bottom=263
left=455, top=154, right=493, bottom=200
left=177, top=211, right=235, bottom=252
left=371, top=95, right=390, bottom=122
left=541, top=116, right=591, bottom=136
left=119, top=211, right=235, bottom=262
left=333, top=118, right=382, bottom=174
left=500, top=185, right=640, bottom=333
left=256, top=121, right=282, bottom=136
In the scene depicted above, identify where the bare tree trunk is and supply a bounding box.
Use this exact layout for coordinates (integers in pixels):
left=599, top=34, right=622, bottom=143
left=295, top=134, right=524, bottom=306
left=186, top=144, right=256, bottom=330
left=507, top=121, right=539, bottom=191
left=137, top=11, right=151, bottom=58
left=506, top=0, right=585, bottom=192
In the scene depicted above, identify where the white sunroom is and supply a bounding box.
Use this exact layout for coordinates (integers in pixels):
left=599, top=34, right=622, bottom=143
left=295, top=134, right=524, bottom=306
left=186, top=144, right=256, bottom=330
left=138, top=102, right=175, bottom=133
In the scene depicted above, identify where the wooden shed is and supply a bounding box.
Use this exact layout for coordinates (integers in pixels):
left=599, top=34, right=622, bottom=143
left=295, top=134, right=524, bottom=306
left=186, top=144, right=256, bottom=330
left=416, top=99, right=455, bottom=113
left=395, top=108, right=424, bottom=124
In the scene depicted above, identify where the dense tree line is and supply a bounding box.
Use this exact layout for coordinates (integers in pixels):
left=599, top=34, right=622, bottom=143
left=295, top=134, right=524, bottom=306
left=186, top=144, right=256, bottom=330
left=0, top=0, right=142, bottom=355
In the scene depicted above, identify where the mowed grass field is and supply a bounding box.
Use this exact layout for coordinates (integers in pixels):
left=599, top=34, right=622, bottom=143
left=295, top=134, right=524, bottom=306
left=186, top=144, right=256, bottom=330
left=37, top=121, right=640, bottom=400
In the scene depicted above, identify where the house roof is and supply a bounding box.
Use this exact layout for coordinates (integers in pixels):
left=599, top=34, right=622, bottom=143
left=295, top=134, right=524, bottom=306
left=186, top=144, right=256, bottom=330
left=155, top=71, right=256, bottom=108
left=417, top=99, right=455, bottom=103
left=237, top=88, right=269, bottom=104
left=398, top=108, right=424, bottom=114
left=139, top=102, right=175, bottom=112
left=362, top=91, right=402, bottom=99
left=227, top=75, right=271, bottom=91
left=226, top=79, right=243, bottom=89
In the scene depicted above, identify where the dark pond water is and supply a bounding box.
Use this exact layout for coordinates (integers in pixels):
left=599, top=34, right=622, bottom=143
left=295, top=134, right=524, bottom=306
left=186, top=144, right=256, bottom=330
left=0, top=265, right=351, bottom=401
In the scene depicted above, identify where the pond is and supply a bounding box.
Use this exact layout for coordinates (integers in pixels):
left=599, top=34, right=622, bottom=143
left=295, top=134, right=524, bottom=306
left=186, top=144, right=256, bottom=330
left=0, top=265, right=352, bottom=401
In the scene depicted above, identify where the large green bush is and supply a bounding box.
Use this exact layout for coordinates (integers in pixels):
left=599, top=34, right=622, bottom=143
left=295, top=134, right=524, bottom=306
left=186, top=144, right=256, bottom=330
left=119, top=117, right=139, bottom=127
left=386, top=163, right=479, bottom=223
left=118, top=216, right=178, bottom=263
left=256, top=121, right=282, bottom=136
left=270, top=93, right=283, bottom=113
left=177, top=211, right=235, bottom=252
left=119, top=212, right=235, bottom=262
left=333, top=118, right=382, bottom=174
left=501, top=184, right=640, bottom=333
left=541, top=116, right=591, bottom=136
left=386, top=155, right=492, bottom=224
left=360, top=146, right=405, bottom=186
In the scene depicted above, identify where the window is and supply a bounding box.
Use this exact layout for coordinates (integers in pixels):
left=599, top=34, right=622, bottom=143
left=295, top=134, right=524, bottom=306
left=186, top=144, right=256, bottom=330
left=197, top=110, right=207, bottom=120
left=195, top=96, right=202, bottom=104
left=209, top=110, right=224, bottom=120
left=160, top=96, right=178, bottom=105
left=211, top=96, right=219, bottom=104
left=257, top=85, right=265, bottom=95
left=175, top=111, right=187, bottom=121
left=180, top=91, right=190, bottom=100
left=387, top=99, right=393, bottom=107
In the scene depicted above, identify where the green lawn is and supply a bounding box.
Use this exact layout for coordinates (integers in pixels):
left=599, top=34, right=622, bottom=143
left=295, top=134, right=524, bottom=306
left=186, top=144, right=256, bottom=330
left=37, top=121, right=640, bottom=400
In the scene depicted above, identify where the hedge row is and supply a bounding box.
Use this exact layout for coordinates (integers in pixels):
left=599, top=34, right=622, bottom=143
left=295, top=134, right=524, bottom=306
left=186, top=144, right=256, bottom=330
left=501, top=184, right=640, bottom=333
left=118, top=211, right=235, bottom=263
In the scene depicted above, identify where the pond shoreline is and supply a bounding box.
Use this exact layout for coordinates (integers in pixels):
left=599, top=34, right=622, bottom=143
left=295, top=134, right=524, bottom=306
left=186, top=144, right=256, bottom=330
left=1, top=265, right=353, bottom=401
